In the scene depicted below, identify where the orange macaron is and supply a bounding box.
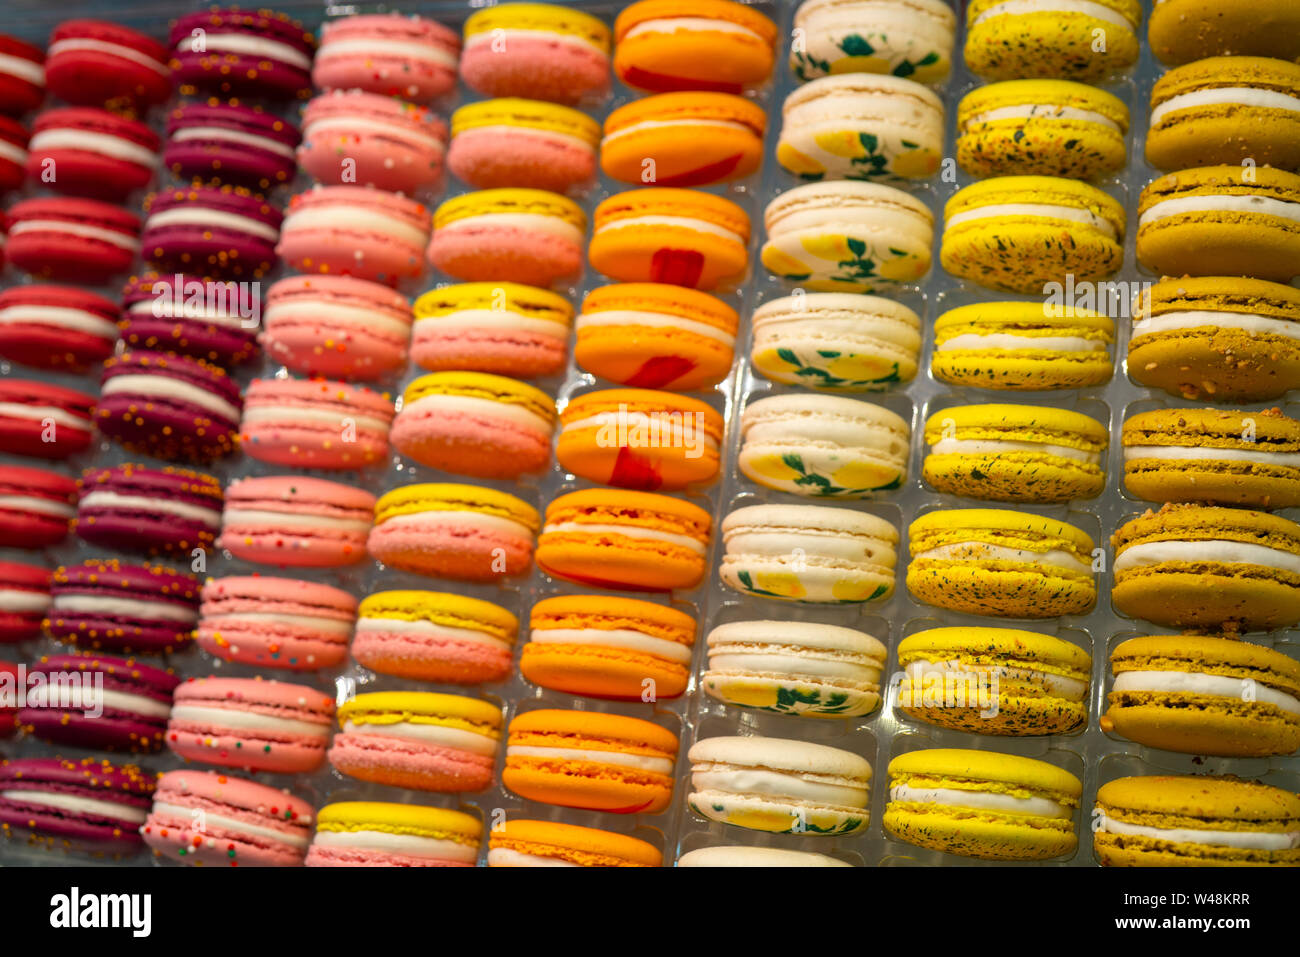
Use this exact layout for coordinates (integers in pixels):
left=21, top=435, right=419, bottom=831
left=601, top=92, right=767, bottom=187
left=502, top=708, right=679, bottom=813
left=522, top=594, right=697, bottom=699
left=557, top=388, right=723, bottom=491
left=536, top=488, right=712, bottom=591
left=574, top=282, right=739, bottom=391
left=613, top=0, right=778, bottom=94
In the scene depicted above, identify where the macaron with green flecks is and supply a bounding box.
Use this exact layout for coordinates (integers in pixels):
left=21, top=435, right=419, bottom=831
left=790, top=0, right=956, bottom=84
left=964, top=0, right=1140, bottom=83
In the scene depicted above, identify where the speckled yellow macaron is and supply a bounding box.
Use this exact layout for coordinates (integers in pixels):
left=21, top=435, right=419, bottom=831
left=923, top=403, right=1108, bottom=504
left=964, top=0, right=1140, bottom=83
left=941, top=176, right=1126, bottom=294
left=896, top=626, right=1091, bottom=735
left=932, top=301, right=1114, bottom=391
left=1149, top=0, right=1300, bottom=67
left=885, top=749, right=1082, bottom=861
left=907, top=508, right=1097, bottom=619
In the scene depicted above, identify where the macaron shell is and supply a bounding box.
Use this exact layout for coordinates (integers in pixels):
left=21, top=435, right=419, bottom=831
left=0, top=465, right=77, bottom=547
left=460, top=3, right=611, bottom=105
left=790, top=0, right=956, bottom=84
left=613, top=0, right=777, bottom=94
left=0, top=561, right=52, bottom=642
left=489, top=818, right=661, bottom=867
left=169, top=10, right=316, bottom=100
left=45, top=19, right=173, bottom=108
left=219, top=475, right=376, bottom=568
left=963, top=0, right=1139, bottom=83
left=198, top=576, right=357, bottom=671
left=239, top=378, right=394, bottom=470
left=1149, top=0, right=1300, bottom=66
left=450, top=98, right=598, bottom=193
left=278, top=185, right=431, bottom=286
left=314, top=14, right=461, bottom=102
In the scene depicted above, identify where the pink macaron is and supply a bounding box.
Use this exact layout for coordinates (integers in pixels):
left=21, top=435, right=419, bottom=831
left=26, top=107, right=159, bottom=200
left=261, top=275, right=412, bottom=381
left=239, top=377, right=394, bottom=470
left=447, top=98, right=599, bottom=193
left=460, top=7, right=611, bottom=105
left=167, top=676, right=336, bottom=774
left=5, top=196, right=140, bottom=282
left=278, top=185, right=431, bottom=286
left=45, top=19, right=172, bottom=109
left=313, top=13, right=460, bottom=103
left=219, top=475, right=375, bottom=568
left=198, top=575, right=357, bottom=671
left=142, top=770, right=314, bottom=867
left=298, top=90, right=448, bottom=195
left=0, top=285, right=119, bottom=372
left=428, top=188, right=585, bottom=287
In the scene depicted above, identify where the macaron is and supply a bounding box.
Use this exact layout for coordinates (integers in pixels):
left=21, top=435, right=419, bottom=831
left=777, top=74, right=944, bottom=181
left=601, top=92, right=767, bottom=187
left=261, top=275, right=412, bottom=381
left=0, top=34, right=44, bottom=115
left=884, top=749, right=1082, bottom=861
left=1111, top=504, right=1300, bottom=632
left=98, top=351, right=241, bottom=464
left=941, top=176, right=1126, bottom=294
left=169, top=8, right=316, bottom=100
left=1123, top=407, right=1300, bottom=509
left=503, top=709, right=678, bottom=813
left=351, top=590, right=518, bottom=685
left=761, top=181, right=933, bottom=292
left=330, top=691, right=501, bottom=792
left=922, top=404, right=1108, bottom=504
left=687, top=735, right=871, bottom=835
left=0, top=114, right=26, bottom=191
left=390, top=372, right=555, bottom=479
left=932, top=301, right=1115, bottom=391
left=0, top=380, right=95, bottom=460
left=0, top=284, right=118, bottom=372
left=143, top=771, right=314, bottom=867
left=314, top=13, right=460, bottom=102
left=522, top=595, right=696, bottom=699
left=907, top=509, right=1098, bottom=618
left=1104, top=635, right=1300, bottom=758
left=1136, top=165, right=1300, bottom=283
left=46, top=559, right=200, bottom=655
left=198, top=576, right=357, bottom=671
left=1146, top=57, right=1300, bottom=172
left=0, top=757, right=154, bottom=857
left=278, top=185, right=431, bottom=286
left=964, top=0, right=1140, bottom=82
left=26, top=107, right=158, bottom=200
left=750, top=292, right=922, bottom=391
left=0, top=661, right=15, bottom=734
left=678, top=846, right=849, bottom=867
left=702, top=619, right=887, bottom=717
left=461, top=3, right=611, bottom=105
left=239, top=377, right=394, bottom=470
left=896, top=626, right=1092, bottom=734
left=0, top=561, right=51, bottom=642
left=219, top=475, right=375, bottom=568
left=488, top=819, right=661, bottom=867
left=298, top=90, right=448, bottom=194
left=75, top=464, right=223, bottom=557
left=590, top=188, right=749, bottom=291
left=368, top=483, right=539, bottom=582
left=739, top=394, right=910, bottom=497
left=720, top=503, right=898, bottom=603
left=307, top=802, right=480, bottom=867
left=428, top=188, right=586, bottom=288
left=0, top=465, right=76, bottom=547
left=450, top=98, right=600, bottom=193
left=556, top=388, right=723, bottom=490
left=1094, top=775, right=1300, bottom=866
left=163, top=101, right=301, bottom=190
left=46, top=19, right=172, bottom=108
left=956, top=79, right=1130, bottom=180
left=1150, top=0, right=1300, bottom=65
left=119, top=272, right=261, bottom=368
left=5, top=196, right=140, bottom=281
left=790, top=0, right=956, bottom=84
left=412, top=282, right=573, bottom=379
left=1127, top=276, right=1300, bottom=402
left=141, top=184, right=282, bottom=280
left=536, top=488, right=712, bottom=592
left=574, top=283, right=738, bottom=391
left=19, top=653, right=179, bottom=753
left=167, top=676, right=335, bottom=774
left=614, top=0, right=777, bottom=93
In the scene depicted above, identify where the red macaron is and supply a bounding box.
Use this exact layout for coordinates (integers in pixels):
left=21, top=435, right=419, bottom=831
left=6, top=196, right=140, bottom=281
left=0, top=284, right=119, bottom=372
left=0, top=34, right=44, bottom=115
left=0, top=465, right=77, bottom=547
left=26, top=107, right=159, bottom=199
left=45, top=19, right=172, bottom=110
left=0, top=379, right=96, bottom=459
left=0, top=561, right=51, bottom=644
left=0, top=115, right=27, bottom=192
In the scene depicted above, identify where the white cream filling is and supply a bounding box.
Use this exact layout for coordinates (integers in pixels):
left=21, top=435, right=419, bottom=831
left=0, top=139, right=27, bottom=165
left=905, top=658, right=1088, bottom=701
left=354, top=615, right=512, bottom=652
left=79, top=491, right=221, bottom=526
left=1098, top=816, right=1300, bottom=851
left=0, top=52, right=44, bottom=85
left=508, top=744, right=673, bottom=775
left=145, top=207, right=280, bottom=243
left=151, top=802, right=309, bottom=848
left=2, top=790, right=146, bottom=824
left=303, top=115, right=445, bottom=151
left=623, top=17, right=766, bottom=41
left=973, top=0, right=1133, bottom=31
left=913, top=541, right=1091, bottom=574
left=23, top=683, right=171, bottom=719
left=311, top=828, right=475, bottom=861
left=1150, top=88, right=1300, bottom=126
left=947, top=202, right=1118, bottom=240
left=890, top=783, right=1069, bottom=819
left=597, top=214, right=743, bottom=244
left=967, top=104, right=1120, bottom=131
left=529, top=626, right=692, bottom=663
left=0, top=588, right=50, bottom=612
left=707, top=650, right=881, bottom=684
left=54, top=594, right=196, bottom=623
left=561, top=412, right=718, bottom=451
left=127, top=299, right=245, bottom=328
left=0, top=401, right=87, bottom=429
left=692, top=767, right=867, bottom=807
left=1131, top=310, right=1300, bottom=341
left=400, top=393, right=551, bottom=432
left=1113, top=670, right=1300, bottom=716
left=377, top=508, right=532, bottom=538
left=171, top=125, right=297, bottom=158
left=440, top=212, right=583, bottom=246
left=542, top=521, right=706, bottom=554
left=604, top=118, right=754, bottom=142
left=48, top=37, right=168, bottom=74
left=221, top=508, right=369, bottom=532
left=0, top=494, right=74, bottom=518
left=1139, top=194, right=1300, bottom=227
left=0, top=304, right=119, bottom=338
left=929, top=437, right=1102, bottom=464
left=204, top=611, right=354, bottom=635
left=183, top=33, right=312, bottom=71
left=1123, top=444, right=1300, bottom=466
left=169, top=704, right=326, bottom=737
left=318, top=37, right=458, bottom=69
left=102, top=374, right=241, bottom=424
left=241, top=405, right=392, bottom=433
left=9, top=219, right=138, bottom=251
left=1114, top=539, right=1300, bottom=575
left=29, top=129, right=158, bottom=167
left=341, top=718, right=497, bottom=756
left=283, top=205, right=427, bottom=248
left=415, top=308, right=567, bottom=339
left=487, top=847, right=580, bottom=867
left=265, top=301, right=411, bottom=337
left=576, top=309, right=735, bottom=345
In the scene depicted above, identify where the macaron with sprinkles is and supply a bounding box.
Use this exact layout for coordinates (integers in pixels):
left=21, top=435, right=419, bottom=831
left=75, top=464, right=223, bottom=558
left=219, top=475, right=375, bottom=568
left=141, top=184, right=282, bottom=280
left=120, top=272, right=261, bottom=368
left=169, top=8, right=316, bottom=100
left=163, top=101, right=301, bottom=190
left=239, top=377, right=394, bottom=471
left=0, top=757, right=155, bottom=857
left=450, top=97, right=599, bottom=193
left=314, top=13, right=461, bottom=103
left=307, top=802, right=480, bottom=868
left=197, top=575, right=357, bottom=671
left=963, top=0, right=1140, bottom=83
left=278, top=185, right=431, bottom=286
left=46, top=559, right=200, bottom=655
